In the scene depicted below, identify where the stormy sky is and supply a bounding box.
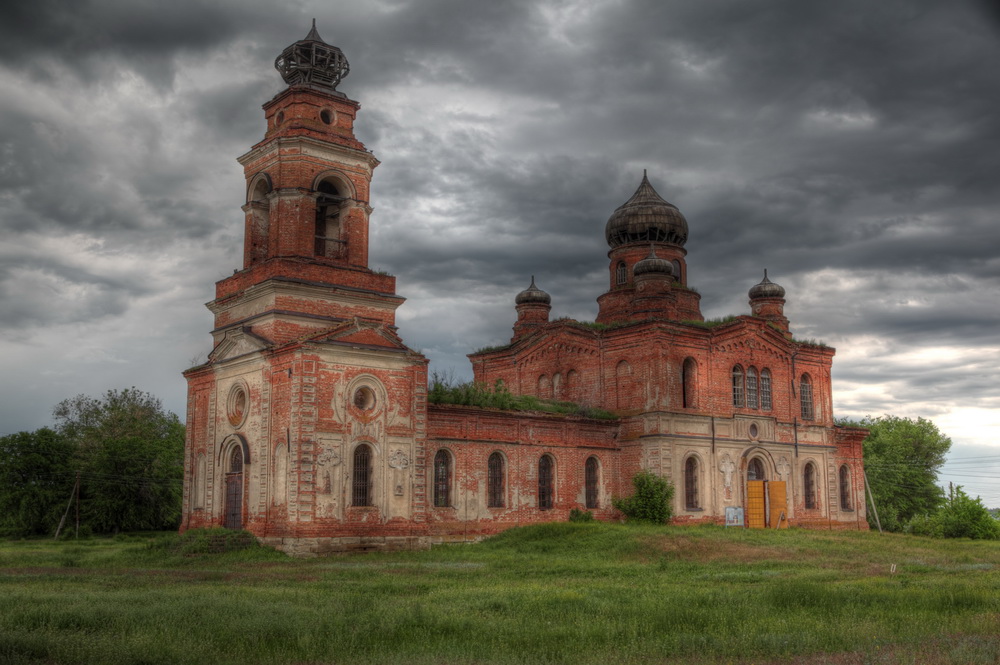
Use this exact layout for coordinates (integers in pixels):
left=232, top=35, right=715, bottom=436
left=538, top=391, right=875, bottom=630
left=1, top=0, right=998, bottom=503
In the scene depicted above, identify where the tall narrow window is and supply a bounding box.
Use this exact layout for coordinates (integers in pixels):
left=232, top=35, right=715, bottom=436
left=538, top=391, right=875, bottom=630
left=352, top=444, right=372, bottom=506
left=433, top=450, right=451, bottom=508
left=224, top=446, right=244, bottom=529
left=585, top=457, right=599, bottom=509
left=685, top=457, right=699, bottom=510
left=732, top=365, right=745, bottom=408
left=615, top=262, right=627, bottom=285
left=488, top=452, right=505, bottom=508
left=682, top=357, right=697, bottom=409
left=839, top=465, right=852, bottom=511
left=538, top=455, right=554, bottom=510
left=746, top=367, right=759, bottom=410
left=747, top=457, right=765, bottom=481
left=804, top=462, right=817, bottom=509
left=315, top=180, right=343, bottom=259
left=800, top=374, right=814, bottom=420
left=760, top=369, right=772, bottom=411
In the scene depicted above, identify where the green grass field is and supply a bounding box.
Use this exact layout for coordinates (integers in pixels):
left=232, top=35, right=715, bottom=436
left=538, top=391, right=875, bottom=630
left=1, top=523, right=999, bottom=664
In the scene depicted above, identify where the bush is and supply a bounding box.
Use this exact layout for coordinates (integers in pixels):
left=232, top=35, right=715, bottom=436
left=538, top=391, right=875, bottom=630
left=568, top=509, right=593, bottom=522
left=613, top=470, right=674, bottom=524
left=907, top=486, right=1000, bottom=540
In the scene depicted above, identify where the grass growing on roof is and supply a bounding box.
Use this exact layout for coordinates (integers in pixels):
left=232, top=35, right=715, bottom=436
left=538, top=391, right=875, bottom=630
left=1, top=523, right=999, bottom=664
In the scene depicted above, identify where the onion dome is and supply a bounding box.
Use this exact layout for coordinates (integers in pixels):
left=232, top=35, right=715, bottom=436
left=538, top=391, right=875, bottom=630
left=274, top=20, right=350, bottom=90
left=605, top=171, right=688, bottom=249
left=515, top=276, right=551, bottom=305
left=633, top=245, right=674, bottom=277
left=749, top=270, right=785, bottom=299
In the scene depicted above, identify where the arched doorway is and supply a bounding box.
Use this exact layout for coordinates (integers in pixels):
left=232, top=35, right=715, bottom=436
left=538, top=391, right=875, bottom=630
left=744, top=454, right=787, bottom=529
left=224, top=446, right=245, bottom=529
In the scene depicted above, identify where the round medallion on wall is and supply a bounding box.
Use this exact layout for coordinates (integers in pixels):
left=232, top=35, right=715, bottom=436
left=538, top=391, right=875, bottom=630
left=227, top=383, right=249, bottom=428
left=748, top=422, right=759, bottom=440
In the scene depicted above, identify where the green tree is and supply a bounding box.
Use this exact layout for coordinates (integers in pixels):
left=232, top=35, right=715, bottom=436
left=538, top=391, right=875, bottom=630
left=860, top=415, right=950, bottom=532
left=0, top=428, right=77, bottom=536
left=54, top=388, right=185, bottom=533
left=613, top=470, right=674, bottom=524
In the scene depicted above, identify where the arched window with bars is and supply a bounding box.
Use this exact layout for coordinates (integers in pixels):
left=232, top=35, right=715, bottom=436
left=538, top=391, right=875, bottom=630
left=800, top=374, right=814, bottom=420
left=732, top=365, right=745, bottom=408
left=487, top=452, right=505, bottom=508
left=682, top=357, right=697, bottom=409
left=352, top=444, right=372, bottom=507
left=839, top=465, right=852, bottom=511
left=433, top=449, right=451, bottom=508
left=684, top=457, right=699, bottom=510
left=804, top=462, right=817, bottom=509
left=585, top=457, right=599, bottom=509
left=615, top=261, right=627, bottom=285
left=538, top=455, right=554, bottom=510
left=746, top=367, right=759, bottom=410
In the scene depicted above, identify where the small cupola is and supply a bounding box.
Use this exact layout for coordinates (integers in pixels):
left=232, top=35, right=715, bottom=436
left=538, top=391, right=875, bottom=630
left=748, top=269, right=785, bottom=300
left=515, top=276, right=552, bottom=305
left=513, top=276, right=551, bottom=341
left=275, top=20, right=350, bottom=91
left=748, top=270, right=790, bottom=336
left=633, top=245, right=674, bottom=279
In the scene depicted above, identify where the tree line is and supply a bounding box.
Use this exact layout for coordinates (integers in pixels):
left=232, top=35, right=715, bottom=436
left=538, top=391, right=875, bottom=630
left=0, top=388, right=184, bottom=537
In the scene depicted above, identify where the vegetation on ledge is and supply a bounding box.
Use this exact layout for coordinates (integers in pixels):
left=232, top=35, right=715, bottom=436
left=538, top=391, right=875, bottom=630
left=681, top=315, right=738, bottom=328
left=429, top=374, right=618, bottom=420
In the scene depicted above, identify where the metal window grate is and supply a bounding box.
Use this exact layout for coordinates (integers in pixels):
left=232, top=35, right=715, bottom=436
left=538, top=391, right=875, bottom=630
left=732, top=365, right=745, bottom=408
left=538, top=455, right=554, bottom=510
left=685, top=457, right=699, bottom=509
left=585, top=457, right=599, bottom=509
left=760, top=369, right=772, bottom=411
left=488, top=453, right=505, bottom=508
left=804, top=463, right=817, bottom=509
left=800, top=374, right=814, bottom=420
left=746, top=367, right=758, bottom=410
left=433, top=450, right=450, bottom=507
left=682, top=357, right=696, bottom=409
left=352, top=445, right=372, bottom=506
left=839, top=465, right=852, bottom=510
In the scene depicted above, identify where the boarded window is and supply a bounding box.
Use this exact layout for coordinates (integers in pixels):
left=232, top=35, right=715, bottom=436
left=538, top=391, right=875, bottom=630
left=488, top=453, right=505, bottom=508
left=433, top=450, right=451, bottom=508
left=585, top=457, right=599, bottom=509
left=685, top=457, right=699, bottom=510
left=352, top=444, right=372, bottom=507
left=760, top=369, right=772, bottom=411
left=538, top=455, right=554, bottom=510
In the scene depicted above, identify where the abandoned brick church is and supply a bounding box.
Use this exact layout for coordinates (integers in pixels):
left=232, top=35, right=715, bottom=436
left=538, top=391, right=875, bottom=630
left=181, top=26, right=868, bottom=554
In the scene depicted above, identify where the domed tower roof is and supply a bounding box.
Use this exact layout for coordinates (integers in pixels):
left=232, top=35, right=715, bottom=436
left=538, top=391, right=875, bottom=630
left=749, top=270, right=785, bottom=299
left=274, top=20, right=350, bottom=90
left=633, top=245, right=674, bottom=277
left=605, top=172, right=688, bottom=249
left=515, top=276, right=551, bottom=305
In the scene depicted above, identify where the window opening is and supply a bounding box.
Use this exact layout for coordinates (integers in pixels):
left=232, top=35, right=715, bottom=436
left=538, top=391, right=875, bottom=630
left=433, top=450, right=451, bottom=507
left=538, top=455, right=554, bottom=510
left=747, top=457, right=765, bottom=481
left=685, top=457, right=699, bottom=510
left=488, top=453, right=505, bottom=508
left=760, top=369, right=772, bottom=411
left=746, top=367, right=759, bottom=410
left=585, top=457, right=599, bottom=509
left=615, top=262, right=627, bottom=286
left=315, top=180, right=344, bottom=259
left=224, top=446, right=244, bottom=529
left=804, top=462, right=817, bottom=509
left=800, top=374, right=814, bottom=420
left=352, top=444, right=372, bottom=506
left=839, top=465, right=852, bottom=511
left=732, top=365, right=745, bottom=408
left=682, top=357, right=696, bottom=409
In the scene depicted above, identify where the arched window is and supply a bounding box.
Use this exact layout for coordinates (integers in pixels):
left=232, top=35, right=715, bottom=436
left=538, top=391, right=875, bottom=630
left=746, top=367, right=759, bottom=410
left=352, top=444, right=372, bottom=507
left=538, top=374, right=550, bottom=399
left=315, top=180, right=344, bottom=259
left=433, top=449, right=451, bottom=508
left=839, top=465, right=852, bottom=511
left=488, top=453, right=505, bottom=508
left=615, top=262, right=627, bottom=285
left=671, top=260, right=682, bottom=283
left=682, top=357, right=697, bottom=409
left=224, top=446, right=244, bottom=529
left=248, top=176, right=272, bottom=264
left=585, top=457, right=599, bottom=509
left=804, top=462, right=817, bottom=509
left=684, top=457, right=699, bottom=510
left=760, top=369, right=772, bottom=411
left=538, top=455, right=554, bottom=510
left=800, top=374, right=814, bottom=420
left=732, top=365, right=745, bottom=408
left=747, top=457, right=765, bottom=481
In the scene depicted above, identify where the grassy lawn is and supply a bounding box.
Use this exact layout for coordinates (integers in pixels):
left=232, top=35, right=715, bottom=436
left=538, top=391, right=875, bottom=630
left=1, top=523, right=999, bottom=664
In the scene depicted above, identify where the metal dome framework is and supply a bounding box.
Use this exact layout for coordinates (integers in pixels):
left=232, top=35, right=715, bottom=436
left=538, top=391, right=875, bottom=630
left=274, top=20, right=350, bottom=90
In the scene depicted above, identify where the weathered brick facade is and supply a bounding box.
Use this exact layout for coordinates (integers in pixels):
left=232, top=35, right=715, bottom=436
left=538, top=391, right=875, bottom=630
left=181, top=27, right=867, bottom=555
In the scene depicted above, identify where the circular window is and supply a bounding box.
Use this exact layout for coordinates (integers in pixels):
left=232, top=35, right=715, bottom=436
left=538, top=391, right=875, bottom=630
left=227, top=384, right=248, bottom=427
left=320, top=109, right=333, bottom=125
left=748, top=423, right=759, bottom=439
left=353, top=386, right=376, bottom=411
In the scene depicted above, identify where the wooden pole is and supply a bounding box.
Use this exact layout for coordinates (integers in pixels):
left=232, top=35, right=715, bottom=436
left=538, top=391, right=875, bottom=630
left=54, top=473, right=80, bottom=540
left=863, top=468, right=882, bottom=534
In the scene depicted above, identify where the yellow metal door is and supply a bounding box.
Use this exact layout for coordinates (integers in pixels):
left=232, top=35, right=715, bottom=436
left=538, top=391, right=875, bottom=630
left=746, top=480, right=766, bottom=528
left=768, top=481, right=787, bottom=529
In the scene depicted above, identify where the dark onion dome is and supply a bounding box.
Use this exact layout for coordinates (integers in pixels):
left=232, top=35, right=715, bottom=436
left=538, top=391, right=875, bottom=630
left=605, top=171, right=688, bottom=249
left=633, top=245, right=674, bottom=277
left=515, top=276, right=551, bottom=305
left=275, top=20, right=350, bottom=90
left=749, top=270, right=786, bottom=299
